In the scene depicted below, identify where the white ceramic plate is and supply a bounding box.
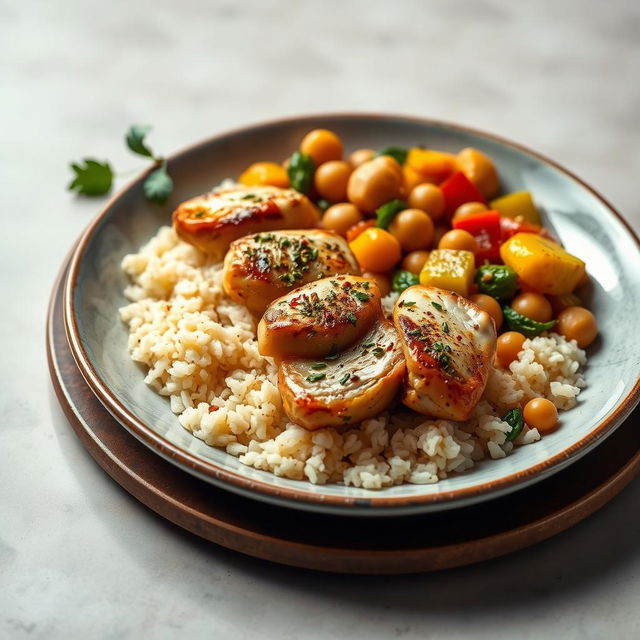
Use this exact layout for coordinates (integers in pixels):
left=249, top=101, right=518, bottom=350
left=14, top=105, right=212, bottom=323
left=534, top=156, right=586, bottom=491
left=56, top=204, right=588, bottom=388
left=64, top=114, right=640, bottom=516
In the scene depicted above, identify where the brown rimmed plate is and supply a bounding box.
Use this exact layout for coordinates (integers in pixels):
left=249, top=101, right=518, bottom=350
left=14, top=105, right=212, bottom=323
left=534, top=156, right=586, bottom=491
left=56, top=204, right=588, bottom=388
left=64, top=114, right=640, bottom=516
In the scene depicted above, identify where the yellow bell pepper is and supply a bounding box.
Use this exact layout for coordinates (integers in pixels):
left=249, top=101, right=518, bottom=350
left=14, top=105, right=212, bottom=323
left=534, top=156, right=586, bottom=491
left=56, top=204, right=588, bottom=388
left=491, top=191, right=541, bottom=225
left=239, top=162, right=290, bottom=188
left=500, top=233, right=585, bottom=295
left=406, top=148, right=457, bottom=183
left=419, top=249, right=475, bottom=296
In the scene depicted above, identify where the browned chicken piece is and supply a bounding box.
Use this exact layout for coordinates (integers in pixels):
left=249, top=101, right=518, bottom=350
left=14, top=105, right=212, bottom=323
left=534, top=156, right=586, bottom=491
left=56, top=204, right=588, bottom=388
left=279, top=320, right=405, bottom=430
left=258, top=275, right=381, bottom=360
left=393, top=285, right=497, bottom=421
left=172, top=185, right=320, bottom=261
left=222, top=230, right=360, bottom=317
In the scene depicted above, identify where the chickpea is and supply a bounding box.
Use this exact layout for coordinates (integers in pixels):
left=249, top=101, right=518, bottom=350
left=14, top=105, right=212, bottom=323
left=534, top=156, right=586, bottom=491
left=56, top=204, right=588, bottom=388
left=457, top=147, right=499, bottom=199
left=401, top=250, right=430, bottom=274
left=388, top=209, right=434, bottom=252
left=349, top=228, right=402, bottom=272
left=321, top=203, right=363, bottom=237
left=556, top=306, right=598, bottom=348
left=469, top=294, right=503, bottom=330
left=511, top=292, right=553, bottom=323
left=362, top=271, right=392, bottom=297
left=496, top=331, right=526, bottom=368
left=300, top=129, right=343, bottom=166
left=452, top=201, right=488, bottom=221
left=438, top=229, right=479, bottom=254
left=524, top=398, right=558, bottom=433
left=408, top=184, right=445, bottom=222
left=349, top=148, right=376, bottom=167
left=346, top=155, right=404, bottom=213
left=314, top=161, right=352, bottom=202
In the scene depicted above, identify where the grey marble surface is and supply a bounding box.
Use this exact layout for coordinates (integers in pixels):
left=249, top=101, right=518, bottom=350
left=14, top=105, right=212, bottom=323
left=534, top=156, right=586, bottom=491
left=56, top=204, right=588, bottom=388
left=1, top=0, right=639, bottom=637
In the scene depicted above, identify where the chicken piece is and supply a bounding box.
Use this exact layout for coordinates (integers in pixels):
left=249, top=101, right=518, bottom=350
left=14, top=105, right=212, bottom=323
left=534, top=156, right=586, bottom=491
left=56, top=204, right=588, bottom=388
left=222, top=230, right=360, bottom=317
left=173, top=185, right=320, bottom=261
left=393, top=285, right=496, bottom=421
left=279, top=320, right=405, bottom=430
left=258, top=275, right=381, bottom=359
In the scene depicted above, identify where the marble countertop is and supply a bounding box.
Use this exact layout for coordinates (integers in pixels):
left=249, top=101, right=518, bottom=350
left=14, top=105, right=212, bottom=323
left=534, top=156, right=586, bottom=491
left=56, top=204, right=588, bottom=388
left=1, top=0, right=639, bottom=637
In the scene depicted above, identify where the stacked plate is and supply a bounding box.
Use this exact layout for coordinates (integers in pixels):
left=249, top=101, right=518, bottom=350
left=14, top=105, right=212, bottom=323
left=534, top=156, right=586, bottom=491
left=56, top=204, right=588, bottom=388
left=56, top=115, right=640, bottom=569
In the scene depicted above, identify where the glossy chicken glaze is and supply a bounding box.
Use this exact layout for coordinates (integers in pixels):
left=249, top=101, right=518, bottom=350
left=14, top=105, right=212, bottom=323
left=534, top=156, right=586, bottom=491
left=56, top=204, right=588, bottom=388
left=394, top=285, right=496, bottom=420
left=173, top=185, right=319, bottom=261
left=222, top=230, right=359, bottom=316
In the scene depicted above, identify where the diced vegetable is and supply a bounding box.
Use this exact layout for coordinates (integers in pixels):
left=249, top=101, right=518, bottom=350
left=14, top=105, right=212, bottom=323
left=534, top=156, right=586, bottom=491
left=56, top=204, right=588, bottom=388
left=499, top=216, right=543, bottom=241
left=377, top=146, right=409, bottom=166
left=406, top=148, right=457, bottom=183
left=503, top=306, right=556, bottom=337
left=392, top=270, right=420, bottom=292
left=239, top=162, right=290, bottom=188
left=419, top=249, right=475, bottom=296
left=456, top=147, right=499, bottom=199
left=452, top=209, right=502, bottom=263
left=345, top=218, right=375, bottom=242
left=440, top=171, right=487, bottom=217
left=502, top=407, right=525, bottom=442
left=491, top=191, right=541, bottom=226
left=500, top=233, right=586, bottom=295
left=474, top=264, right=518, bottom=301
left=349, top=227, right=402, bottom=272
left=287, top=152, right=315, bottom=194
left=375, top=199, right=407, bottom=229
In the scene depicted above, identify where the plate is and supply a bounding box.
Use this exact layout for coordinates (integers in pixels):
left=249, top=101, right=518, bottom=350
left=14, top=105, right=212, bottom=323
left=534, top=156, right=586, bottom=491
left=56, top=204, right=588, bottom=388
left=64, top=113, right=640, bottom=516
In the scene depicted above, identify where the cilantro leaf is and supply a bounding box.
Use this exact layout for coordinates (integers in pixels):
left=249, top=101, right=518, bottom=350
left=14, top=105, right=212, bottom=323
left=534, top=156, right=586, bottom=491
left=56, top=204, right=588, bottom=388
left=68, top=159, right=113, bottom=196
left=126, top=125, right=154, bottom=158
left=375, top=199, right=407, bottom=229
left=143, top=163, right=173, bottom=204
left=377, top=146, right=408, bottom=165
left=287, top=151, right=315, bottom=194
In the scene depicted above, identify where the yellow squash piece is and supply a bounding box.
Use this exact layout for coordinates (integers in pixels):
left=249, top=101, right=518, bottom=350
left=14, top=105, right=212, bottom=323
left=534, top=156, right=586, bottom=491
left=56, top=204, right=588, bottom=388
left=406, top=148, right=457, bottom=183
left=419, top=249, right=475, bottom=297
left=500, top=233, right=585, bottom=295
left=491, top=191, right=541, bottom=225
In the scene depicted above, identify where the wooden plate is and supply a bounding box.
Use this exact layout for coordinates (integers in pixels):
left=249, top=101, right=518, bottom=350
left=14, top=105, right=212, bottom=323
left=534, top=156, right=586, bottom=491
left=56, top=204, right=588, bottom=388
left=49, top=263, right=640, bottom=574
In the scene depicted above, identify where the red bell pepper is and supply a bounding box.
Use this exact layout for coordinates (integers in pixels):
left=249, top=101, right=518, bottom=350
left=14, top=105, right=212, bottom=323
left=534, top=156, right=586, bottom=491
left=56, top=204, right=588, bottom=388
left=453, top=209, right=502, bottom=264
left=440, top=171, right=487, bottom=217
left=499, top=217, right=559, bottom=244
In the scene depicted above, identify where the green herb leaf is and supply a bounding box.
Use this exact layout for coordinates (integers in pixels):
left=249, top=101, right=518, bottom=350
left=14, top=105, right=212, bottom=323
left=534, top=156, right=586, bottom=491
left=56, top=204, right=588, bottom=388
left=339, top=373, right=351, bottom=385
left=503, top=306, right=556, bottom=338
left=287, top=151, right=315, bottom=194
left=351, top=290, right=370, bottom=303
left=402, top=301, right=416, bottom=307
left=346, top=312, right=358, bottom=325
left=392, top=270, right=420, bottom=293
left=377, top=146, right=408, bottom=165
left=502, top=407, right=525, bottom=442
left=475, top=265, right=518, bottom=301
left=306, top=373, right=326, bottom=383
left=375, top=199, right=407, bottom=229
left=68, top=159, right=113, bottom=196
left=143, top=163, right=173, bottom=205
left=372, top=347, right=384, bottom=358
left=442, top=321, right=450, bottom=334
left=126, top=124, right=154, bottom=158
left=324, top=346, right=340, bottom=361
left=431, top=301, right=443, bottom=312
left=310, top=362, right=327, bottom=370
left=362, top=342, right=375, bottom=348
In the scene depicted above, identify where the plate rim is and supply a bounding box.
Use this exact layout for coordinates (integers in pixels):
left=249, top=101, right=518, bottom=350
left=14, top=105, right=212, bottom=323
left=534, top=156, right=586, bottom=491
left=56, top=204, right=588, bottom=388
left=63, top=112, right=640, bottom=511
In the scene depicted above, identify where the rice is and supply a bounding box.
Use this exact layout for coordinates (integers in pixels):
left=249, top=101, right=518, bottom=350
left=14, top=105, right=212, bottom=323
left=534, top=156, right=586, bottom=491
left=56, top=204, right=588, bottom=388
left=119, top=226, right=587, bottom=489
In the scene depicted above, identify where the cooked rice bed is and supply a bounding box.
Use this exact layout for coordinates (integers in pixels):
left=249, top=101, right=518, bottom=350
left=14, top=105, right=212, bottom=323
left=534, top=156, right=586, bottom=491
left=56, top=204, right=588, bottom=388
left=119, top=226, right=586, bottom=490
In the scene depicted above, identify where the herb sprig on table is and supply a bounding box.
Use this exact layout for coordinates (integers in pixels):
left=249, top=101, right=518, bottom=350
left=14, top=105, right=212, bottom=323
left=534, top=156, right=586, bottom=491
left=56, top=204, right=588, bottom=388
left=68, top=125, right=174, bottom=204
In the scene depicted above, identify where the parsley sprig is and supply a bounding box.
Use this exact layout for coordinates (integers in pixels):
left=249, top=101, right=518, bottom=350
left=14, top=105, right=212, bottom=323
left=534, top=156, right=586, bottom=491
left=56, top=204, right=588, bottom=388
left=68, top=125, right=173, bottom=205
